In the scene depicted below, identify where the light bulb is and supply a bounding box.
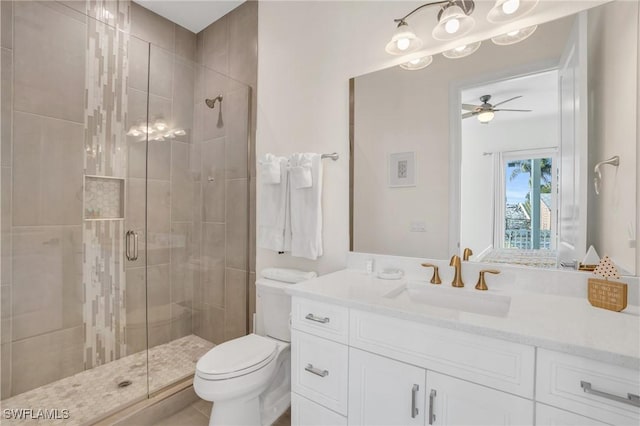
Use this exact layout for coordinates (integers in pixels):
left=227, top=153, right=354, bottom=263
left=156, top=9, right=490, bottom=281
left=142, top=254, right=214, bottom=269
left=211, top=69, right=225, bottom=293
left=445, top=18, right=460, bottom=34
left=396, top=38, right=411, bottom=51
left=507, top=29, right=520, bottom=36
left=455, top=45, right=467, bottom=52
left=477, top=111, right=495, bottom=123
left=502, top=0, right=520, bottom=15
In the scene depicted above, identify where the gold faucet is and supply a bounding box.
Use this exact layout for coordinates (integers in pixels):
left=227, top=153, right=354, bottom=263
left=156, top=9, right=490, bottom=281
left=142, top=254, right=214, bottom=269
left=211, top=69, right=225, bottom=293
left=421, top=263, right=442, bottom=284
left=475, top=269, right=500, bottom=291
left=463, top=248, right=473, bottom=261
left=449, top=255, right=464, bottom=287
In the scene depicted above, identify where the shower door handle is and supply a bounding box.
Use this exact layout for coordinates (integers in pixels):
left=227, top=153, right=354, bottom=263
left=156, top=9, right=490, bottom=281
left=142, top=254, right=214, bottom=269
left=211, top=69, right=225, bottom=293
left=125, top=230, right=139, bottom=261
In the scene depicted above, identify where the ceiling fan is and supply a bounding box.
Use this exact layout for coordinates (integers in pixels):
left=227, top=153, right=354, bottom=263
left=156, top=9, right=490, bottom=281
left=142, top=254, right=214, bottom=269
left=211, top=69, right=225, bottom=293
left=462, top=94, right=532, bottom=123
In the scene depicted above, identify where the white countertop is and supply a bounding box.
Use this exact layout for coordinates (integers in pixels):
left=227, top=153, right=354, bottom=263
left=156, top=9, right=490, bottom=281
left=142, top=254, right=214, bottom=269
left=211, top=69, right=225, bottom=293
left=286, top=269, right=640, bottom=370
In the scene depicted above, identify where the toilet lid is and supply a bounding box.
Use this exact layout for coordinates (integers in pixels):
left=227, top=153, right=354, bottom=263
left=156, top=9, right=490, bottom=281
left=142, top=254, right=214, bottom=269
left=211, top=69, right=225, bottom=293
left=196, top=334, right=277, bottom=379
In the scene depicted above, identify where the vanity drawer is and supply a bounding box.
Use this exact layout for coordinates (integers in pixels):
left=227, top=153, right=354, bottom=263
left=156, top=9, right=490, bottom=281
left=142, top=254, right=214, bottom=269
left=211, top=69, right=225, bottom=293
left=349, top=310, right=535, bottom=398
left=292, top=330, right=349, bottom=415
left=536, top=349, right=640, bottom=425
left=291, top=392, right=347, bottom=426
left=292, top=297, right=349, bottom=344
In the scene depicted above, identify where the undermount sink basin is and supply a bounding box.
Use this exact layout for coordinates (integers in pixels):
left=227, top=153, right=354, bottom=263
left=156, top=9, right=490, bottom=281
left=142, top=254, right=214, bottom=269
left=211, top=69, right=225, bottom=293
left=384, top=281, right=511, bottom=317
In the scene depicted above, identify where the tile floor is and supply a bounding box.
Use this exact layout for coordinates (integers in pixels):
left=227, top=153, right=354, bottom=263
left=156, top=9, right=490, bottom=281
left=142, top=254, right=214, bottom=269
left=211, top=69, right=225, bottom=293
left=155, top=399, right=291, bottom=426
left=0, top=335, right=213, bottom=425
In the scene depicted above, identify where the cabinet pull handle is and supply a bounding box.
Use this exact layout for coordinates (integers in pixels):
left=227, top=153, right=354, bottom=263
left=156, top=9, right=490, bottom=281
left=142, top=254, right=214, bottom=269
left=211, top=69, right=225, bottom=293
left=580, top=381, right=640, bottom=407
left=305, top=364, right=329, bottom=377
left=428, top=389, right=437, bottom=425
left=411, top=384, right=419, bottom=418
left=131, top=231, right=139, bottom=261
left=305, top=313, right=330, bottom=324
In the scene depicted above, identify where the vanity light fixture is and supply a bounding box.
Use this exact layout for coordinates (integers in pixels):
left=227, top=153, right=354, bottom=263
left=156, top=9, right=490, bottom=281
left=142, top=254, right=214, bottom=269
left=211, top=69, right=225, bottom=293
left=491, top=25, right=537, bottom=45
left=385, top=0, right=475, bottom=55
left=487, top=0, right=539, bottom=23
left=399, top=55, right=433, bottom=70
left=442, top=41, right=481, bottom=59
left=385, top=21, right=423, bottom=55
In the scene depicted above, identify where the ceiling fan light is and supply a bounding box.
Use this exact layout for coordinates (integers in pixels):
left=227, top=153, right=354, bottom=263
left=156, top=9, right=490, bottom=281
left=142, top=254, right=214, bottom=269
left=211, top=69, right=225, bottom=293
left=399, top=55, right=433, bottom=71
left=385, top=21, right=423, bottom=55
left=432, top=4, right=475, bottom=41
left=491, top=25, right=537, bottom=45
left=477, top=110, right=495, bottom=123
left=487, top=0, right=538, bottom=23
left=442, top=41, right=482, bottom=59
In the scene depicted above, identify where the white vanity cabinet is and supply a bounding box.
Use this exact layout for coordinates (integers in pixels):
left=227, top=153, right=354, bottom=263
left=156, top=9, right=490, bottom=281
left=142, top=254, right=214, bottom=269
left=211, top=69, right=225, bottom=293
left=290, top=296, right=639, bottom=426
left=348, top=348, right=426, bottom=426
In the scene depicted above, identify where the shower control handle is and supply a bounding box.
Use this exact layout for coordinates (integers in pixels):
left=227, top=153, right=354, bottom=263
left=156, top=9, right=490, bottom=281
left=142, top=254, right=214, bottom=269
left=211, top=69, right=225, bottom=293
left=125, top=230, right=139, bottom=261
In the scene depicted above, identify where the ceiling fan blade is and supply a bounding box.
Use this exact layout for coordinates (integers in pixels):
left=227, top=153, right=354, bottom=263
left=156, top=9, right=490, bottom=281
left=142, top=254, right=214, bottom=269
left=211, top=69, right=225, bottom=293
left=494, top=109, right=532, bottom=112
left=461, top=104, right=478, bottom=111
left=493, top=95, right=523, bottom=108
left=461, top=112, right=476, bottom=119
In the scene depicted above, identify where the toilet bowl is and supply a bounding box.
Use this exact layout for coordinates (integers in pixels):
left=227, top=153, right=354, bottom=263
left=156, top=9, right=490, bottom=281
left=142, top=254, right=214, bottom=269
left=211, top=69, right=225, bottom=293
left=194, top=278, right=293, bottom=425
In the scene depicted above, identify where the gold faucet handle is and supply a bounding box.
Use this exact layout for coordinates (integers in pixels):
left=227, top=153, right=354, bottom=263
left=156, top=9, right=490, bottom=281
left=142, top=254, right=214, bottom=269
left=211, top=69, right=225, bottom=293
left=421, top=263, right=442, bottom=285
left=463, top=248, right=473, bottom=261
left=475, top=269, right=500, bottom=291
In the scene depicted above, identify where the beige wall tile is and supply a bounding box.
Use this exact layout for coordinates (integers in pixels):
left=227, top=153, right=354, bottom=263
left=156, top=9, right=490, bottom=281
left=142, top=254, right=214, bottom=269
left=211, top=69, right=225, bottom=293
left=202, top=223, right=225, bottom=308
left=1, top=284, right=10, bottom=345
left=170, top=222, right=196, bottom=305
left=11, top=325, right=84, bottom=395
left=226, top=179, right=248, bottom=270
left=130, top=2, right=174, bottom=52
left=228, top=1, right=258, bottom=87
left=11, top=226, right=83, bottom=341
left=1, top=0, right=13, bottom=49
left=224, top=268, right=247, bottom=341
left=248, top=271, right=256, bottom=332
left=129, top=36, right=150, bottom=93
left=201, top=139, right=225, bottom=223
left=171, top=142, right=194, bottom=222
left=175, top=25, right=196, bottom=62
left=1, top=48, right=12, bottom=167
left=127, top=88, right=148, bottom=129
left=1, top=342, right=10, bottom=398
left=13, top=112, right=84, bottom=226
left=193, top=303, right=224, bottom=344
left=149, top=46, right=174, bottom=99
left=14, top=1, right=85, bottom=123
left=224, top=87, right=250, bottom=179
left=201, top=15, right=228, bottom=75
left=173, top=58, right=196, bottom=144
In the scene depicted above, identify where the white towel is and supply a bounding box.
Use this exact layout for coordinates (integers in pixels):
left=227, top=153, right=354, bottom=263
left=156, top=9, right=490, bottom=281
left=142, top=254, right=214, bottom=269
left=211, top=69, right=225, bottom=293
left=257, top=154, right=291, bottom=252
left=289, top=153, right=323, bottom=260
left=289, top=155, right=313, bottom=189
left=259, top=153, right=282, bottom=184
left=261, top=268, right=317, bottom=283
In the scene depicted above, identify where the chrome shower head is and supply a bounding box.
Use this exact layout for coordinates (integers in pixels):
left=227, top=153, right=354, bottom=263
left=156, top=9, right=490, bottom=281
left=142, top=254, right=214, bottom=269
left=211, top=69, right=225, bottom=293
left=205, top=95, right=223, bottom=109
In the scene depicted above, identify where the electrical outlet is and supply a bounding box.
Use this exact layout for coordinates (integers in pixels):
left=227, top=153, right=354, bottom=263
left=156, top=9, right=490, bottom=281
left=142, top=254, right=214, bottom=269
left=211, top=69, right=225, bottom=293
left=410, top=221, right=427, bottom=232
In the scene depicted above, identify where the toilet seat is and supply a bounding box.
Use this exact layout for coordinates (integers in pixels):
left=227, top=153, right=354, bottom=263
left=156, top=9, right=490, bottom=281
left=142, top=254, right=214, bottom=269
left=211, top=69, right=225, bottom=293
left=196, top=334, right=278, bottom=380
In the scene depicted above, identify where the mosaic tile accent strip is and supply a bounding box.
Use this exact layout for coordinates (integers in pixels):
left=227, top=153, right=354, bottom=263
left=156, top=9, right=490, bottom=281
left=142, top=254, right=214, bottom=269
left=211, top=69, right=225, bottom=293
left=85, top=176, right=125, bottom=219
left=83, top=1, right=130, bottom=178
left=0, top=335, right=213, bottom=425
left=83, top=220, right=126, bottom=369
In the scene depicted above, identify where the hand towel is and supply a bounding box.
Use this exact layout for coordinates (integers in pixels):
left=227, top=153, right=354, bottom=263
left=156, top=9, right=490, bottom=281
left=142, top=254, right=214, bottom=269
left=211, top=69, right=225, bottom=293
left=289, top=153, right=323, bottom=260
left=289, top=155, right=313, bottom=189
left=261, top=268, right=317, bottom=283
left=257, top=154, right=291, bottom=252
left=259, top=153, right=282, bottom=184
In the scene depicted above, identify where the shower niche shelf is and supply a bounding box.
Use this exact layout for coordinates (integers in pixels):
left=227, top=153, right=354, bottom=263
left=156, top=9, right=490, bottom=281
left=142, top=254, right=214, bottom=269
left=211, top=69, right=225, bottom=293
left=84, top=175, right=125, bottom=220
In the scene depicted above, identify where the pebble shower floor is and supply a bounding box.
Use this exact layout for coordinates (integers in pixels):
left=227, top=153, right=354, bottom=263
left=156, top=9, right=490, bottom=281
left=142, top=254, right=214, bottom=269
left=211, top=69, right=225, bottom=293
left=1, top=335, right=213, bottom=425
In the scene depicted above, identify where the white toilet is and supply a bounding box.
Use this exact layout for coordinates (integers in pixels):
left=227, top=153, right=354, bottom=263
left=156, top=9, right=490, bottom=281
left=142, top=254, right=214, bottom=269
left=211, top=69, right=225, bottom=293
left=194, top=278, right=292, bottom=426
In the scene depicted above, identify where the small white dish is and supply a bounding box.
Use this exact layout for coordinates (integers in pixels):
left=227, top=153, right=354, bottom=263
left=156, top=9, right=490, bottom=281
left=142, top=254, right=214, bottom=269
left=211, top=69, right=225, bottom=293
left=377, top=268, right=404, bottom=280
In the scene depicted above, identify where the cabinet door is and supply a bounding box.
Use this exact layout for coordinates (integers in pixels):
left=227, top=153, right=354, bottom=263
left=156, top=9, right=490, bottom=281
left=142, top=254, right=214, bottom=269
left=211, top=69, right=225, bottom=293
left=535, top=403, right=609, bottom=426
left=428, top=371, right=533, bottom=426
left=348, top=348, right=426, bottom=426
left=292, top=392, right=347, bottom=426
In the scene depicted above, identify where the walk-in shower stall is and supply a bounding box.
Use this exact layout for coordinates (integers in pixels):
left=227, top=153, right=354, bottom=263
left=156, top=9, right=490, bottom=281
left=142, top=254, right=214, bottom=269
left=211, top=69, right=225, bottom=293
left=1, top=1, right=254, bottom=423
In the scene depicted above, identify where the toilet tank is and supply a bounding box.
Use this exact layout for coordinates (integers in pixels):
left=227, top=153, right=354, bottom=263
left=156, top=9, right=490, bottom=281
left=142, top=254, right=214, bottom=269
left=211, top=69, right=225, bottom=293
left=256, top=278, right=292, bottom=342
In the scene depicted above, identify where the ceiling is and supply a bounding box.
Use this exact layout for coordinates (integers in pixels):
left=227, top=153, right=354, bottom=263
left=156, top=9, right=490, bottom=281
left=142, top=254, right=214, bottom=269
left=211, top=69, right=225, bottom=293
left=133, top=0, right=245, bottom=33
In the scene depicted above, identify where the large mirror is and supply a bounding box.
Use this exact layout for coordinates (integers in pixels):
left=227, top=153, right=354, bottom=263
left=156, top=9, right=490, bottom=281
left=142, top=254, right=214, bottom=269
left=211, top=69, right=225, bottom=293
left=351, top=0, right=638, bottom=275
